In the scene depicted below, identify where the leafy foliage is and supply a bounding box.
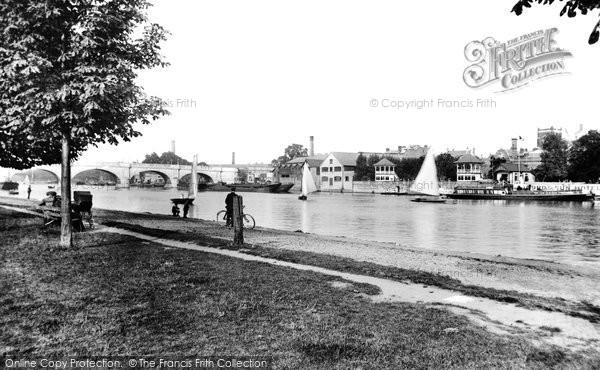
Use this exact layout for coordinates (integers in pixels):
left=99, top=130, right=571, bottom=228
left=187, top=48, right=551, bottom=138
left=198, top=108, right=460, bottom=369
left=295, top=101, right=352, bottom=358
left=533, top=133, right=569, bottom=181
left=568, top=130, right=600, bottom=182
left=353, top=153, right=369, bottom=181
left=488, top=156, right=508, bottom=179
left=142, top=151, right=192, bottom=165
left=512, top=0, right=600, bottom=44
left=435, top=153, right=458, bottom=181
left=271, top=144, right=308, bottom=166
left=0, top=0, right=169, bottom=169
left=391, top=157, right=424, bottom=180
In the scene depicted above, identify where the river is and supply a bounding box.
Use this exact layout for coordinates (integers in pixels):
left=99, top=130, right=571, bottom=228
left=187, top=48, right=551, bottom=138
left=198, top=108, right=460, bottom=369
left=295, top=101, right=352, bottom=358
left=7, top=184, right=600, bottom=269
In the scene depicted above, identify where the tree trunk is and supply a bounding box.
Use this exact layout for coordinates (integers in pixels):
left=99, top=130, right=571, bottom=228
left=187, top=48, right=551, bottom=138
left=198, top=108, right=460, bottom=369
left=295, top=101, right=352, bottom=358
left=233, top=195, right=244, bottom=246
left=60, top=132, right=72, bottom=248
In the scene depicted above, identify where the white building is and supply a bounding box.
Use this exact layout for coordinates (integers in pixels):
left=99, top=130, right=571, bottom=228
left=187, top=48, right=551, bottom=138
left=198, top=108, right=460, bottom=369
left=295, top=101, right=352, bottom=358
left=374, top=158, right=398, bottom=182
left=456, top=154, right=484, bottom=182
left=320, top=152, right=359, bottom=192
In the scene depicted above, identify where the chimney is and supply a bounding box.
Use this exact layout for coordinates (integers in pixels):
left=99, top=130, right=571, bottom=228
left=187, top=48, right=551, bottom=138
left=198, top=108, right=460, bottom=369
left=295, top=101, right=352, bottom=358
left=232, top=152, right=235, bottom=165
left=170, top=140, right=176, bottom=154
left=511, top=138, right=517, bottom=151
left=309, top=136, right=314, bottom=156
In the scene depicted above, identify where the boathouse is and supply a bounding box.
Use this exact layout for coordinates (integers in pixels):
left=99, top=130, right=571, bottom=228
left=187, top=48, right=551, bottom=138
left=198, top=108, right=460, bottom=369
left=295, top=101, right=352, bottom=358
left=456, top=153, right=484, bottom=182
left=275, top=155, right=325, bottom=191
left=374, top=158, right=398, bottom=182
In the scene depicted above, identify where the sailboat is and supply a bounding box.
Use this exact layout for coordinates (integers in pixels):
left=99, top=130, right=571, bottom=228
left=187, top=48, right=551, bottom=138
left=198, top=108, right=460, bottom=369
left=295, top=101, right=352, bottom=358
left=171, top=154, right=199, bottom=205
left=298, top=163, right=317, bottom=200
left=410, top=148, right=446, bottom=203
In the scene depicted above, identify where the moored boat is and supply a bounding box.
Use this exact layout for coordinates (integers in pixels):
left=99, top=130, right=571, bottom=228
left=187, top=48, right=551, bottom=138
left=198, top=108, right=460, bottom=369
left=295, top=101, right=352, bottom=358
left=447, top=184, right=594, bottom=201
left=206, top=182, right=282, bottom=193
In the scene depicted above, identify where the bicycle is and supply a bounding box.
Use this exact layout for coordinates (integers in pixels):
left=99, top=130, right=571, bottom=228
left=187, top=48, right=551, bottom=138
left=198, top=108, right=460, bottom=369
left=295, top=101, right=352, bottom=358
left=216, top=207, right=255, bottom=230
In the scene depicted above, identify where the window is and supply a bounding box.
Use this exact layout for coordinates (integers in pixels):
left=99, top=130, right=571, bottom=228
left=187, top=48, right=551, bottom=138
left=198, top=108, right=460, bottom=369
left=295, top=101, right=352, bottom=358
left=281, top=175, right=289, bottom=178
left=321, top=176, right=328, bottom=182
left=329, top=159, right=333, bottom=164
left=376, top=176, right=380, bottom=180
left=316, top=168, right=320, bottom=175
left=343, top=166, right=354, bottom=171
left=322, top=167, right=328, bottom=172
left=334, top=176, right=342, bottom=182
left=334, top=166, right=342, bottom=172
left=345, top=176, right=349, bottom=181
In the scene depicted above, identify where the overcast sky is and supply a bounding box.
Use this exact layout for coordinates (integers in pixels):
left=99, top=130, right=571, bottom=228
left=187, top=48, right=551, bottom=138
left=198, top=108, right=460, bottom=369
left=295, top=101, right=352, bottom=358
left=77, top=0, right=600, bottom=165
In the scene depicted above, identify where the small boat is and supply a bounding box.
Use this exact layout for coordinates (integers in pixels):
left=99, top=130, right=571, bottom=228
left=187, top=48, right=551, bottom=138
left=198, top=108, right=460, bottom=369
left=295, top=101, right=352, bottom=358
left=9, top=190, right=19, bottom=195
left=48, top=185, right=55, bottom=189
left=409, top=148, right=448, bottom=203
left=298, top=163, right=318, bottom=200
left=171, top=154, right=198, bottom=205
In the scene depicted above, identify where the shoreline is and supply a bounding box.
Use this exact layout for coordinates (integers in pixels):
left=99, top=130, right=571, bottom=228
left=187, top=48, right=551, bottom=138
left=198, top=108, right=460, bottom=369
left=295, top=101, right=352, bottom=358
left=2, top=195, right=599, bottom=308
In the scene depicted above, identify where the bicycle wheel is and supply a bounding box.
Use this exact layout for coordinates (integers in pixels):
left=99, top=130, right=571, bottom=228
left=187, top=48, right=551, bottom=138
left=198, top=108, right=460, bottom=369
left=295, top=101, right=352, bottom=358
left=216, top=210, right=228, bottom=225
left=242, top=214, right=255, bottom=230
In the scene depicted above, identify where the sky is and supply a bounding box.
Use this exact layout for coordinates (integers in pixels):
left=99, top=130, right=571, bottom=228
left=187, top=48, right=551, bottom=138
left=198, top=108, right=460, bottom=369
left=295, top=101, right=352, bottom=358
left=78, top=0, right=600, bottom=165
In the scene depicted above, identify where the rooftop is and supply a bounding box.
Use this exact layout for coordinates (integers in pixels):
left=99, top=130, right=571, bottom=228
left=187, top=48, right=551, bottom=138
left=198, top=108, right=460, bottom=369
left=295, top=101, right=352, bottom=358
left=455, top=153, right=484, bottom=164
left=330, top=152, right=360, bottom=166
left=374, top=158, right=396, bottom=167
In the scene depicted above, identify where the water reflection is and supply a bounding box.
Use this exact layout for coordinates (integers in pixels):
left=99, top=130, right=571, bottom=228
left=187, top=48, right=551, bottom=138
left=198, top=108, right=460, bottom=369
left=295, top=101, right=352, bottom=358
left=5, top=183, right=600, bottom=269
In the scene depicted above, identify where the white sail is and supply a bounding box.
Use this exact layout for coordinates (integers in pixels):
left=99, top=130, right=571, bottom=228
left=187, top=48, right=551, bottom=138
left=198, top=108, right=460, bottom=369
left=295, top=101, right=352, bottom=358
left=409, top=148, right=439, bottom=196
left=301, top=163, right=318, bottom=197
left=189, top=154, right=198, bottom=198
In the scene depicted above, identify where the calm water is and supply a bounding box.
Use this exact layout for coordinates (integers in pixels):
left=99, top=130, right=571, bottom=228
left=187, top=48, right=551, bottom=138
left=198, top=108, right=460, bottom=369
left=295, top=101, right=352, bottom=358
left=7, top=184, right=600, bottom=269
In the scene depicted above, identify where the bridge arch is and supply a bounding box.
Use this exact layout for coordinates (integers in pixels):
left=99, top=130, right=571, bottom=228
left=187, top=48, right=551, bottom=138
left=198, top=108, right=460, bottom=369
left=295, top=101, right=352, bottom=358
left=178, top=172, right=214, bottom=187
left=129, top=170, right=172, bottom=187
left=72, top=169, right=120, bottom=186
left=12, top=169, right=59, bottom=184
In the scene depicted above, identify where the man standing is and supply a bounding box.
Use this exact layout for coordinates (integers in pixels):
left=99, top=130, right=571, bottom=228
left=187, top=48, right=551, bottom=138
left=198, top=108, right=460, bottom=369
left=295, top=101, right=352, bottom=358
left=27, top=185, right=31, bottom=199
left=225, top=187, right=236, bottom=227
left=183, top=201, right=190, bottom=218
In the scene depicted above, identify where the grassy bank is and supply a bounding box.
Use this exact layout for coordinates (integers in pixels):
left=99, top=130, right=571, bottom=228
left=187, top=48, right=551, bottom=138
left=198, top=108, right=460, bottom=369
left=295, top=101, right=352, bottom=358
left=102, top=221, right=600, bottom=324
left=1, top=209, right=595, bottom=368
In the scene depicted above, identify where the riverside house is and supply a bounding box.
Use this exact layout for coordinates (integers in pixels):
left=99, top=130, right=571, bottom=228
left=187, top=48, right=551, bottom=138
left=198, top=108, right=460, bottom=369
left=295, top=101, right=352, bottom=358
left=320, top=152, right=359, bottom=192
left=374, top=158, right=398, bottom=182
left=456, top=153, right=484, bottom=182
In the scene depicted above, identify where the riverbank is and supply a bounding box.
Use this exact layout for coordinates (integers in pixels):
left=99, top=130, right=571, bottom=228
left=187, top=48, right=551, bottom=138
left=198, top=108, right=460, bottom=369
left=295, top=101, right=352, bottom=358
left=1, top=196, right=599, bottom=367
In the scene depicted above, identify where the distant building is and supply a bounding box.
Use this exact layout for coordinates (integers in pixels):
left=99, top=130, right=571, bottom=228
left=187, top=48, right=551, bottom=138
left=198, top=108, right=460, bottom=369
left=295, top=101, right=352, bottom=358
left=320, top=152, right=360, bottom=191
left=275, top=155, right=326, bottom=191
left=495, top=163, right=535, bottom=187
left=373, top=158, right=398, bottom=182
left=537, top=126, right=568, bottom=148
left=455, top=153, right=484, bottom=182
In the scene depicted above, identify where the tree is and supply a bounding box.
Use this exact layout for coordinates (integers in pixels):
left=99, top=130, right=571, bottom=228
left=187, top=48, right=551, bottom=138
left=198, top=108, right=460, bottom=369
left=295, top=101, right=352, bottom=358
left=488, top=156, right=507, bottom=179
left=534, top=133, right=569, bottom=181
left=0, top=1, right=168, bottom=247
left=435, top=153, right=457, bottom=181
left=512, top=0, right=600, bottom=44
left=568, top=130, right=600, bottom=182
left=142, top=151, right=191, bottom=165
left=366, top=154, right=381, bottom=181
left=271, top=144, right=308, bottom=166
left=353, top=153, right=369, bottom=181
left=392, top=157, right=424, bottom=180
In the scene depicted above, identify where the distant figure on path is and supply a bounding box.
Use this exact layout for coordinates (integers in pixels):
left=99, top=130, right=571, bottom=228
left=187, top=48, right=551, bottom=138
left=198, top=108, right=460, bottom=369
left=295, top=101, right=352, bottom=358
left=27, top=185, right=31, bottom=199
left=225, top=187, right=236, bottom=227
left=172, top=204, right=180, bottom=217
left=183, top=202, right=190, bottom=218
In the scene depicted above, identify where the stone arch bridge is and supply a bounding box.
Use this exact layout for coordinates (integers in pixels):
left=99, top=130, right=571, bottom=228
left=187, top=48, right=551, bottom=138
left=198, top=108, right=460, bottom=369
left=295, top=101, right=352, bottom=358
left=13, top=162, right=258, bottom=188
